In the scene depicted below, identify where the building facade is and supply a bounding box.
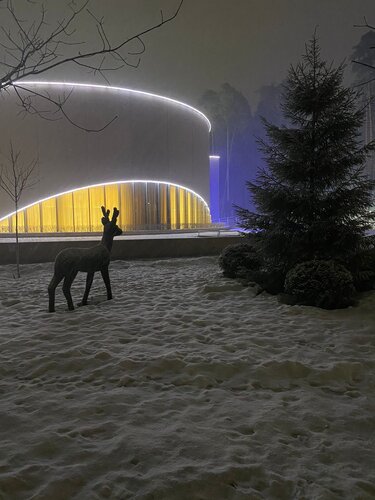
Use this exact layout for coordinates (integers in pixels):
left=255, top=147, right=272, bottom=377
left=0, top=82, right=211, bottom=233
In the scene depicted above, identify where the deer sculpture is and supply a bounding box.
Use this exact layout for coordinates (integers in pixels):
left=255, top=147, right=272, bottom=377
left=48, top=206, right=123, bottom=312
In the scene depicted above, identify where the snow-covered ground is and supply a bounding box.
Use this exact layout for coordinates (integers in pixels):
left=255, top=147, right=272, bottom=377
left=0, top=256, right=374, bottom=500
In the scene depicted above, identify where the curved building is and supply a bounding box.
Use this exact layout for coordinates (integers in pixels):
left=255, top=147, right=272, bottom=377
left=0, top=82, right=211, bottom=233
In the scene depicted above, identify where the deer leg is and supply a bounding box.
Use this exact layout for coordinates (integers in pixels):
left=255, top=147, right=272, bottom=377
left=80, top=271, right=95, bottom=306
left=48, top=274, right=63, bottom=313
left=101, top=267, right=112, bottom=300
left=62, top=271, right=78, bottom=311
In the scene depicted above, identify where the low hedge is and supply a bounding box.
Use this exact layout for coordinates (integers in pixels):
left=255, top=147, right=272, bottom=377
left=219, top=242, right=261, bottom=279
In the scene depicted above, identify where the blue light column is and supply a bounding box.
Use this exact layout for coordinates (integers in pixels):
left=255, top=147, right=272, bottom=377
left=209, top=155, right=220, bottom=223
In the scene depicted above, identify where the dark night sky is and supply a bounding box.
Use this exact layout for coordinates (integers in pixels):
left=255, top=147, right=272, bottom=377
left=45, top=0, right=375, bottom=110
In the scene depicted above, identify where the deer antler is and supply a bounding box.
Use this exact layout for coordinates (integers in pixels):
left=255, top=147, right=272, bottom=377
left=112, top=207, right=119, bottom=223
left=101, top=205, right=110, bottom=225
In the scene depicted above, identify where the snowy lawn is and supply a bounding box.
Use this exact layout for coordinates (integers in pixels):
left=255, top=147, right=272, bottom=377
left=0, top=256, right=374, bottom=499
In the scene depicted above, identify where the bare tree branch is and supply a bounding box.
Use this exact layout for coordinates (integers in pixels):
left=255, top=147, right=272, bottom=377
left=13, top=82, right=119, bottom=132
left=352, top=60, right=375, bottom=71
left=0, top=0, right=184, bottom=130
left=353, top=16, right=375, bottom=30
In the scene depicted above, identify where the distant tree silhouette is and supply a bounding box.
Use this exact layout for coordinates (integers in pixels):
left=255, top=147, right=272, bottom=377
left=352, top=29, right=375, bottom=180
left=199, top=83, right=252, bottom=219
left=255, top=84, right=283, bottom=130
left=352, top=19, right=375, bottom=78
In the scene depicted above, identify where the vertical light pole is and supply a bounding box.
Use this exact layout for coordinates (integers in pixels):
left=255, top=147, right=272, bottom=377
left=209, top=155, right=220, bottom=223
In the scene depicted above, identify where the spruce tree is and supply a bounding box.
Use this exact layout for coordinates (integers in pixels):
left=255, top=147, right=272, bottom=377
left=237, top=36, right=375, bottom=274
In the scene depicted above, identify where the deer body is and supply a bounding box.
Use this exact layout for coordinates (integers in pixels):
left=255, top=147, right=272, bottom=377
left=48, top=207, right=122, bottom=312
left=54, top=245, right=110, bottom=274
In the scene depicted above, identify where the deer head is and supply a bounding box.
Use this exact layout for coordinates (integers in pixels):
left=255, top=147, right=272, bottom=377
left=101, top=206, right=122, bottom=248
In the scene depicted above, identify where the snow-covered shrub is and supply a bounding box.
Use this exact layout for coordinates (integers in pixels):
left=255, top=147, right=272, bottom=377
left=219, top=242, right=260, bottom=278
left=284, top=260, right=356, bottom=309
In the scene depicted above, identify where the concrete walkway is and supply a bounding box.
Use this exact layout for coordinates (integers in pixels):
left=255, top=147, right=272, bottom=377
left=0, top=230, right=239, bottom=243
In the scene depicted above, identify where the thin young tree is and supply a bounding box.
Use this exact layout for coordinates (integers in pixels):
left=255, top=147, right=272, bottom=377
left=236, top=35, right=375, bottom=281
left=0, top=143, right=38, bottom=277
left=0, top=0, right=183, bottom=130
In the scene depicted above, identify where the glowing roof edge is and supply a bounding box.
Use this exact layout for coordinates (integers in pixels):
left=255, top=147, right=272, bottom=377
left=0, top=179, right=210, bottom=221
left=13, top=81, right=212, bottom=132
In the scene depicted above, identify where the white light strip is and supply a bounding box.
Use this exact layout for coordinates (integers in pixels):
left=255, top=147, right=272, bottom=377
left=0, top=179, right=210, bottom=222
left=209, top=155, right=221, bottom=159
left=13, top=81, right=212, bottom=132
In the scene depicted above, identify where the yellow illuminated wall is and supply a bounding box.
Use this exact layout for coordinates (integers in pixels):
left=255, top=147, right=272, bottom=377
left=0, top=182, right=211, bottom=233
